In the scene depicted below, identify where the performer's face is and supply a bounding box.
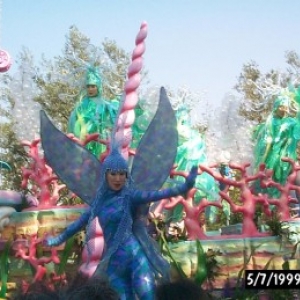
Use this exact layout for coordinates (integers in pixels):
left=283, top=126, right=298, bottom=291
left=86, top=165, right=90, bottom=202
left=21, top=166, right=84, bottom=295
left=177, top=115, right=191, bottom=139
left=106, top=170, right=127, bottom=191
left=275, top=104, right=288, bottom=118
left=86, top=84, right=98, bottom=97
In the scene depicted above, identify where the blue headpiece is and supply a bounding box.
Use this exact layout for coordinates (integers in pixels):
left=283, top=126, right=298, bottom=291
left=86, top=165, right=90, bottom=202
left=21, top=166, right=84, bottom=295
left=102, top=148, right=128, bottom=173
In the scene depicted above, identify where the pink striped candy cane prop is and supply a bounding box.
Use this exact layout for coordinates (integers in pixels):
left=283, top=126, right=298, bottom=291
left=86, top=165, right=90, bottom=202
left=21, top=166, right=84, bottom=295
left=117, top=22, right=148, bottom=158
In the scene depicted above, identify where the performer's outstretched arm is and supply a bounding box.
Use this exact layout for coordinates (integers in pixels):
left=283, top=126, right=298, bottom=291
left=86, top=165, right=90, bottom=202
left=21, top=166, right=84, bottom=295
left=45, top=209, right=91, bottom=246
left=131, top=166, right=198, bottom=204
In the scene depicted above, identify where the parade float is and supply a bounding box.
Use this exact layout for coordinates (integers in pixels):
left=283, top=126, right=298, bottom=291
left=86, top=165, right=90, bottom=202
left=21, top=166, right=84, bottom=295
left=0, top=23, right=300, bottom=300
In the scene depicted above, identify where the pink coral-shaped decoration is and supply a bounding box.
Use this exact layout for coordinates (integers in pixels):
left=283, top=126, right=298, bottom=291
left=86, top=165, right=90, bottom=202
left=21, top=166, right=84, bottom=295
left=14, top=234, right=60, bottom=287
left=21, top=139, right=66, bottom=208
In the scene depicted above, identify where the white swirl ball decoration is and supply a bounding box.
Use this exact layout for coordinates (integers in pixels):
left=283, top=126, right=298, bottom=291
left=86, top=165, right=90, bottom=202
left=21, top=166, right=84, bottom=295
left=10, top=64, right=41, bottom=142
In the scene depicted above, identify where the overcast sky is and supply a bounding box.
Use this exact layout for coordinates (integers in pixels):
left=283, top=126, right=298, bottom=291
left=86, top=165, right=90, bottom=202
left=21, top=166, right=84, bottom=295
left=2, top=0, right=300, bottom=107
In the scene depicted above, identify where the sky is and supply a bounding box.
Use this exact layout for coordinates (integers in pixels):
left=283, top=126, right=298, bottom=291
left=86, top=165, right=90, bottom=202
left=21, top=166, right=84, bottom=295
left=2, top=0, right=300, bottom=108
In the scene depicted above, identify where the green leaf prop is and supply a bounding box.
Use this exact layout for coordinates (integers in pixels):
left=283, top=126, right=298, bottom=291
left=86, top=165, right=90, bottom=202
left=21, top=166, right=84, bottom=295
left=0, top=242, right=10, bottom=298
left=194, top=240, right=207, bottom=285
left=58, top=236, right=75, bottom=275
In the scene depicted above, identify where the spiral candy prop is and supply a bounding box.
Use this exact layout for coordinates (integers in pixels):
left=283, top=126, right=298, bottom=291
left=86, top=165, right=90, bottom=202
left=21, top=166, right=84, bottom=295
left=116, top=22, right=148, bottom=157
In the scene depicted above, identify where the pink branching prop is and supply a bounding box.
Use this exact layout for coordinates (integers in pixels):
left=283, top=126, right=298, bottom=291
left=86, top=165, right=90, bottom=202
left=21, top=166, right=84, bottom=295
left=67, top=132, right=110, bottom=162
left=261, top=157, right=300, bottom=220
left=21, top=134, right=107, bottom=207
left=154, top=167, right=223, bottom=240
left=163, top=191, right=223, bottom=240
left=195, top=159, right=300, bottom=237
left=116, top=22, right=148, bottom=158
left=200, top=162, right=272, bottom=237
left=14, top=234, right=61, bottom=290
left=21, top=139, right=66, bottom=208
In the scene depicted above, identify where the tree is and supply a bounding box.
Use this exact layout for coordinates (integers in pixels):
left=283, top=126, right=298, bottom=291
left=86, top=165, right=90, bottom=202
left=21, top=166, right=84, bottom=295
left=34, top=25, right=132, bottom=129
left=233, top=51, right=300, bottom=187
left=235, top=51, right=300, bottom=123
left=0, top=50, right=36, bottom=191
left=0, top=25, right=145, bottom=191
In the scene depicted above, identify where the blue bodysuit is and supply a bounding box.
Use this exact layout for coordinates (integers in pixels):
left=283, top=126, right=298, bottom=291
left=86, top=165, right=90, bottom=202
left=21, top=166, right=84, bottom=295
left=41, top=87, right=197, bottom=300
left=46, top=173, right=196, bottom=300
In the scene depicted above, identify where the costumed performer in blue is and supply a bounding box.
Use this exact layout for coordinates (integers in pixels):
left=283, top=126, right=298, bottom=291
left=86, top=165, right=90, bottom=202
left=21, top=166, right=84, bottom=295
left=41, top=87, right=198, bottom=300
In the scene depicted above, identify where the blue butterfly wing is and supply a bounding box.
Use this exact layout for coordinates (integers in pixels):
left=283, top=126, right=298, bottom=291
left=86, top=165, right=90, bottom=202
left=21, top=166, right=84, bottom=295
left=40, top=110, right=101, bottom=205
left=131, top=87, right=178, bottom=190
left=131, top=87, right=177, bottom=279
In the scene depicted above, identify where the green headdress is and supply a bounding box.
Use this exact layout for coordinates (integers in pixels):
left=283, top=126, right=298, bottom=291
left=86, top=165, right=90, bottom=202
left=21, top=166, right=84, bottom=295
left=176, top=104, right=191, bottom=125
left=273, top=95, right=290, bottom=112
left=85, top=66, right=102, bottom=95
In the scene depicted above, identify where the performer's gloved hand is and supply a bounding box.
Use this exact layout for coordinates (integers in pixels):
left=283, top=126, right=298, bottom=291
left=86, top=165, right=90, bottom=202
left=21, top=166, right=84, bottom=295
left=160, top=165, right=199, bottom=197
left=44, top=235, right=64, bottom=247
left=185, top=165, right=198, bottom=189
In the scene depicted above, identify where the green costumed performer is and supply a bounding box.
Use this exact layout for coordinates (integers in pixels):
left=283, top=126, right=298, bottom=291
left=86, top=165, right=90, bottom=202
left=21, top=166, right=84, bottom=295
left=169, top=105, right=220, bottom=223
left=68, top=66, right=119, bottom=158
left=253, top=90, right=300, bottom=197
